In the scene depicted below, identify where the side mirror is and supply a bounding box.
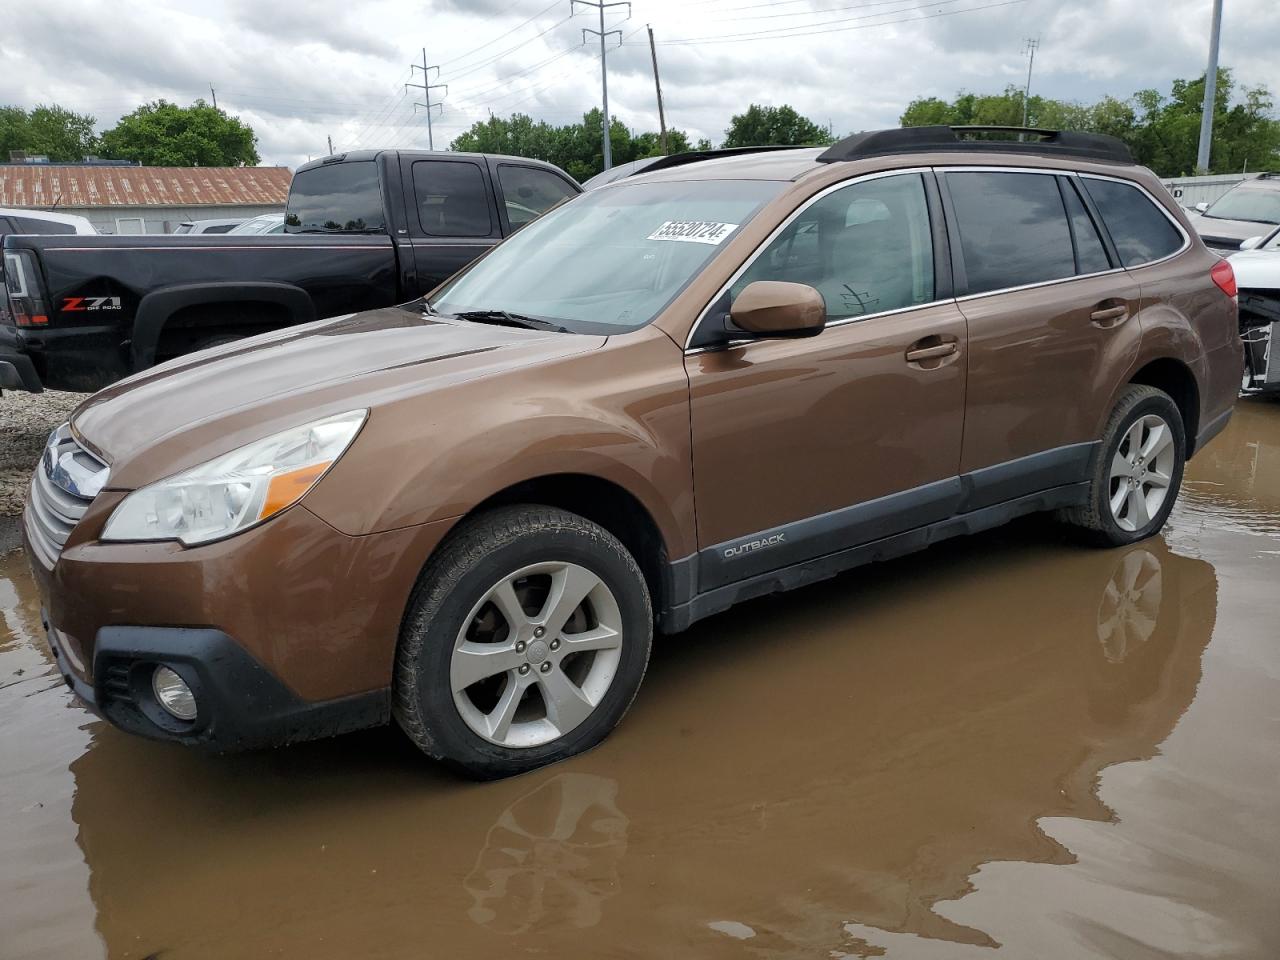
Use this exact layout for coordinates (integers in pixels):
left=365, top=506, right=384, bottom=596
left=1239, top=235, right=1264, bottom=251
left=729, top=281, right=826, bottom=339
left=1195, top=201, right=1210, bottom=213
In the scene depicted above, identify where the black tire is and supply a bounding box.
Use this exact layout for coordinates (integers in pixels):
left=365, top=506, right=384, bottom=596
left=393, top=505, right=652, bottom=780
left=1059, top=384, right=1186, bottom=546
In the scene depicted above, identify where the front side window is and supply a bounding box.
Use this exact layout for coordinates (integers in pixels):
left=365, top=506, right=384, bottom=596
left=498, top=165, right=578, bottom=228
left=946, top=171, right=1075, bottom=295
left=413, top=160, right=492, bottom=238
left=732, top=173, right=935, bottom=320
left=430, top=179, right=783, bottom=334
left=285, top=161, right=386, bottom=234
left=1083, top=178, right=1185, bottom=267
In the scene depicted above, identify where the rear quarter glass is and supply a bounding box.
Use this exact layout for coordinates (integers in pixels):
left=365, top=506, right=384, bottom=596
left=1082, top=178, right=1184, bottom=267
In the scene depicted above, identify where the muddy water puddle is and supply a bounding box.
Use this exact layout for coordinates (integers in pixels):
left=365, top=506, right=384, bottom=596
left=2, top=399, right=1279, bottom=959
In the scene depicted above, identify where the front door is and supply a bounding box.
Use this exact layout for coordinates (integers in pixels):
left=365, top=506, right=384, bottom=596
left=685, top=172, right=967, bottom=592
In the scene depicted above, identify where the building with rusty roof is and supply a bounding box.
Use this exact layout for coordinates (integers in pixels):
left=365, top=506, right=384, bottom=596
left=0, top=164, right=292, bottom=234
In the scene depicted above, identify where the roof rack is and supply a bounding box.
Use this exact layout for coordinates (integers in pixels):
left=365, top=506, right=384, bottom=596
left=639, top=144, right=803, bottom=175
left=817, top=125, right=1134, bottom=165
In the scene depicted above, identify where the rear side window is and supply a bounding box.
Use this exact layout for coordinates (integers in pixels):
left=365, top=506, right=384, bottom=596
left=413, top=160, right=492, bottom=237
left=12, top=216, right=76, bottom=235
left=945, top=171, right=1075, bottom=295
left=286, top=161, right=386, bottom=233
left=1061, top=180, right=1111, bottom=274
left=498, top=165, right=577, bottom=228
left=1081, top=178, right=1184, bottom=267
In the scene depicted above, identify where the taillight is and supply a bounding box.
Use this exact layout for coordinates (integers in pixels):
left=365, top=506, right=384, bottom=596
left=3, top=250, right=49, bottom=326
left=1211, top=259, right=1237, bottom=299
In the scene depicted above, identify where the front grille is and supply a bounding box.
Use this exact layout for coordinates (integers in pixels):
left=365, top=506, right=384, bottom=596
left=23, top=425, right=108, bottom=566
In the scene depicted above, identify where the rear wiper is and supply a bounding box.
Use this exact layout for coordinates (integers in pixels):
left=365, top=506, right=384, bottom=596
left=451, top=309, right=568, bottom=333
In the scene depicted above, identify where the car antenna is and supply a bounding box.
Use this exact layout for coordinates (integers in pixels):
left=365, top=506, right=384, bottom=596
left=50, top=190, right=63, bottom=211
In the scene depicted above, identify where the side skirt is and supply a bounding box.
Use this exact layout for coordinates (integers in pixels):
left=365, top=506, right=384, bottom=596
left=659, top=482, right=1089, bottom=634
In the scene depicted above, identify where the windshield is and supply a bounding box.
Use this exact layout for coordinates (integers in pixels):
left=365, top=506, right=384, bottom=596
left=1206, top=185, right=1280, bottom=225
left=430, top=179, right=783, bottom=334
left=285, top=161, right=386, bottom=234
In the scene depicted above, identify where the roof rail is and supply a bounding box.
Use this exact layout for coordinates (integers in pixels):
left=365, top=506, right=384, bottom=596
left=640, top=144, right=803, bottom=175
left=817, top=125, right=1134, bottom=165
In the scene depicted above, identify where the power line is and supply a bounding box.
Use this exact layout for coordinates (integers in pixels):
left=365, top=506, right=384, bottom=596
left=438, top=0, right=564, bottom=69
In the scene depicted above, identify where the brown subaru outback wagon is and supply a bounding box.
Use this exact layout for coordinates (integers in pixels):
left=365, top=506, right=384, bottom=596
left=23, top=126, right=1241, bottom=778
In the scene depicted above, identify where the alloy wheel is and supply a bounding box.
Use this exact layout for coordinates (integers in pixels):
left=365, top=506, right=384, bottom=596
left=450, top=561, right=624, bottom=748
left=1108, top=414, right=1176, bottom=532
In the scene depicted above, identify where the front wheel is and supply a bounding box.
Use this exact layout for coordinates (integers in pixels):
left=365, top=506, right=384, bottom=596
left=1059, top=384, right=1186, bottom=546
left=393, top=505, right=652, bottom=779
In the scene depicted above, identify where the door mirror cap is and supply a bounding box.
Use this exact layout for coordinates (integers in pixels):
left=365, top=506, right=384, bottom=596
left=730, top=281, right=826, bottom=339
left=1194, top=201, right=1210, bottom=213
left=1239, top=235, right=1264, bottom=251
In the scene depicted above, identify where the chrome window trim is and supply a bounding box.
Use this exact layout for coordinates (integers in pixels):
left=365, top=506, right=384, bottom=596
left=683, top=167, right=943, bottom=351
left=683, top=164, right=1193, bottom=353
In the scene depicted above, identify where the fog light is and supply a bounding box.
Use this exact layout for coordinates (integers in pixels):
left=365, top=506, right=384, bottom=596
left=152, top=666, right=197, bottom=720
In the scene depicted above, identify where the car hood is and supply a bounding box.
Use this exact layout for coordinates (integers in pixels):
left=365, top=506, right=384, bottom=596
left=1185, top=212, right=1275, bottom=247
left=71, top=302, right=605, bottom=487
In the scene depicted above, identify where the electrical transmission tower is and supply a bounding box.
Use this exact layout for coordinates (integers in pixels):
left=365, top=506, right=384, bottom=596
left=573, top=0, right=630, bottom=170
left=406, top=47, right=448, bottom=150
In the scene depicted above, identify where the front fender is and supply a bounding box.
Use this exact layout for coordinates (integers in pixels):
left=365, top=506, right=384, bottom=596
left=304, top=327, right=697, bottom=560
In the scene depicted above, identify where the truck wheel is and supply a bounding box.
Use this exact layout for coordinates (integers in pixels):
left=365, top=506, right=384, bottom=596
left=394, top=505, right=652, bottom=780
left=1059, top=384, right=1185, bottom=546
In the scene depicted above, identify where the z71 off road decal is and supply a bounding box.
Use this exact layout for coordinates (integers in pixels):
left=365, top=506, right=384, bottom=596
left=62, top=296, right=123, bottom=312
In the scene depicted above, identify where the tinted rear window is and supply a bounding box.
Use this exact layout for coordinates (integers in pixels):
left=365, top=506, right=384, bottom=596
left=286, top=161, right=386, bottom=233
left=413, top=160, right=492, bottom=237
left=946, top=171, right=1076, bottom=294
left=1062, top=180, right=1111, bottom=274
left=1082, top=178, right=1184, bottom=267
left=11, top=216, right=77, bottom=235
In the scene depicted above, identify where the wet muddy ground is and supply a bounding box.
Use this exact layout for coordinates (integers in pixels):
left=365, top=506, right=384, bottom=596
left=2, top=399, right=1279, bottom=960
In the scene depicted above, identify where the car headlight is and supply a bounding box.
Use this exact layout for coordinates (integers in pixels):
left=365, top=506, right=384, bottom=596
left=101, top=410, right=367, bottom=545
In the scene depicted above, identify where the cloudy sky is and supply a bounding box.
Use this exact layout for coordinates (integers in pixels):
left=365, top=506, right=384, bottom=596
left=1, top=0, right=1276, bottom=169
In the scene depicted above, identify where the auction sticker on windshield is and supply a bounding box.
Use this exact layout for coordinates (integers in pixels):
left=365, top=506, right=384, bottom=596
left=646, top=220, right=740, bottom=245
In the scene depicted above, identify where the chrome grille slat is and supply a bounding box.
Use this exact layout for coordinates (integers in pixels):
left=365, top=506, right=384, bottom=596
left=24, top=425, right=105, bottom=562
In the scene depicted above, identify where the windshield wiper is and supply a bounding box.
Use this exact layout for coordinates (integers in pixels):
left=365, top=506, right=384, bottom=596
left=451, top=309, right=569, bottom=333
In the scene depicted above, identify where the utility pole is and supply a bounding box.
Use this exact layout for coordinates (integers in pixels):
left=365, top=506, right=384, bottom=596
left=209, top=84, right=217, bottom=110
left=573, top=0, right=630, bottom=170
left=1020, top=38, right=1039, bottom=128
left=327, top=135, right=334, bottom=156
left=647, top=24, right=668, bottom=155
left=1196, top=0, right=1224, bottom=173
left=406, top=47, right=447, bottom=150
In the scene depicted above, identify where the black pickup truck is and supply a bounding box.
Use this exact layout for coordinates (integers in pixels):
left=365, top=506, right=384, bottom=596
left=1, top=150, right=580, bottom=392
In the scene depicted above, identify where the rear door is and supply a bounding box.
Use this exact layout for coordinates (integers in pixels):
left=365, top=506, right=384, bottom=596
left=940, top=168, right=1141, bottom=500
left=400, top=157, right=502, bottom=296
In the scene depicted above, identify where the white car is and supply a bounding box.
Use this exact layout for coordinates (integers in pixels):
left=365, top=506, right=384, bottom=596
left=0, top=207, right=96, bottom=237
left=1231, top=225, right=1280, bottom=395
left=172, top=218, right=246, bottom=235
left=227, top=214, right=285, bottom=235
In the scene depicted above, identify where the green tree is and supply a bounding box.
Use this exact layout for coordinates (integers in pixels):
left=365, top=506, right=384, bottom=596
left=0, top=104, right=97, bottom=161
left=99, top=99, right=259, bottom=166
left=722, top=104, right=834, bottom=148
left=899, top=68, right=1280, bottom=176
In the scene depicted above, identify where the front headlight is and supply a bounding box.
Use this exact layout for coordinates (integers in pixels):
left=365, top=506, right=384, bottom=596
left=101, top=410, right=367, bottom=545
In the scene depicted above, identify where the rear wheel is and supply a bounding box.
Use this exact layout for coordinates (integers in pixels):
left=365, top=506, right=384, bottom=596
left=394, top=505, right=652, bottom=779
left=1060, top=384, right=1186, bottom=546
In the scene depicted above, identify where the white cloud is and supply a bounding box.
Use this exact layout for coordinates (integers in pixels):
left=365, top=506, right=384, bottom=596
left=0, top=0, right=1275, bottom=169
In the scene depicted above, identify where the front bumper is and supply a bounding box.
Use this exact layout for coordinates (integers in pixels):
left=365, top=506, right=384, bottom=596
left=24, top=498, right=457, bottom=750
left=43, top=616, right=389, bottom=750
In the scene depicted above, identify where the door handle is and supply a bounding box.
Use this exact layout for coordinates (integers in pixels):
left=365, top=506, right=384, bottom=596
left=905, top=342, right=958, bottom=363
left=1090, top=305, right=1129, bottom=326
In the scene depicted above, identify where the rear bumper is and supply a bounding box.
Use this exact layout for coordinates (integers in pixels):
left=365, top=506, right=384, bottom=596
left=0, top=326, right=43, bottom=391
left=42, top=615, right=389, bottom=750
